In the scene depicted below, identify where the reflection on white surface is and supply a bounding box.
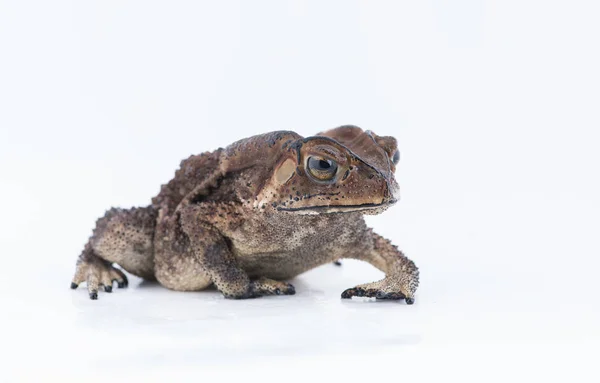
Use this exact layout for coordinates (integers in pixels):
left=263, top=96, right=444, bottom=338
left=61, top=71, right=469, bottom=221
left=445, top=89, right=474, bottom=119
left=3, top=235, right=599, bottom=381
left=4, top=261, right=424, bottom=378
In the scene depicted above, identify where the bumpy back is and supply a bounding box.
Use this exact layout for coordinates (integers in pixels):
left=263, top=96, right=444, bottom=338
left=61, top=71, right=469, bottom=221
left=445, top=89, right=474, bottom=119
left=151, top=149, right=223, bottom=214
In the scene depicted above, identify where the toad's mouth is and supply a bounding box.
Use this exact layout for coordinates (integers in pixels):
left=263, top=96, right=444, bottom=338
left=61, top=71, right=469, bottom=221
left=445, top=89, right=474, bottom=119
left=276, top=200, right=396, bottom=214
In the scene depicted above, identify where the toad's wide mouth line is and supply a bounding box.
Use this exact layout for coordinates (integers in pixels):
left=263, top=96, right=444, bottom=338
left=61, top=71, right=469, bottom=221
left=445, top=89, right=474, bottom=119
left=276, top=200, right=396, bottom=213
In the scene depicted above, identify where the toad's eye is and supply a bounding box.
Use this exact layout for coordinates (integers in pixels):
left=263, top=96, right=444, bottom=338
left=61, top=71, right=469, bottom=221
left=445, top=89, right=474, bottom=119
left=391, top=150, right=400, bottom=165
left=307, top=156, right=338, bottom=181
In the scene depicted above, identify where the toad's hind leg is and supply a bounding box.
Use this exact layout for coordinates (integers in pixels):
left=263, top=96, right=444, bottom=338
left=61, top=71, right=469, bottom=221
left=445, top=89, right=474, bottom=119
left=71, top=206, right=158, bottom=299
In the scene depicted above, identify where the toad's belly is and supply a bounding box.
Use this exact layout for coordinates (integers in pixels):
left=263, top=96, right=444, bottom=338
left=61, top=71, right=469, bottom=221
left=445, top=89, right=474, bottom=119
left=223, top=211, right=366, bottom=279
left=235, top=248, right=337, bottom=280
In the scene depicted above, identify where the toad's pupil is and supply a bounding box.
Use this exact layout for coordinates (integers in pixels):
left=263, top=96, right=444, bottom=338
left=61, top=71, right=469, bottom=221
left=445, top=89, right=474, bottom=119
left=319, top=160, right=331, bottom=169
left=307, top=157, right=338, bottom=181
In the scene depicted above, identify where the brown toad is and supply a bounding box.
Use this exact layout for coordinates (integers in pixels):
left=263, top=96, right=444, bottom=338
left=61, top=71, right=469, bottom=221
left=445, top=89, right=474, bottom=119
left=71, top=125, right=419, bottom=303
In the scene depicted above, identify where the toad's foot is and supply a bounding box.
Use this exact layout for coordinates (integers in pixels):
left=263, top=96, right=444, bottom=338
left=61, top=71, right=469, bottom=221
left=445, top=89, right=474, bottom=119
left=252, top=277, right=295, bottom=296
left=341, top=280, right=415, bottom=305
left=71, top=257, right=128, bottom=300
left=223, top=277, right=296, bottom=299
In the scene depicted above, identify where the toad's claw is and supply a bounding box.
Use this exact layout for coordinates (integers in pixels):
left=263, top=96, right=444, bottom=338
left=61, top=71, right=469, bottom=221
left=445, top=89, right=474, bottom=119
left=116, top=276, right=129, bottom=289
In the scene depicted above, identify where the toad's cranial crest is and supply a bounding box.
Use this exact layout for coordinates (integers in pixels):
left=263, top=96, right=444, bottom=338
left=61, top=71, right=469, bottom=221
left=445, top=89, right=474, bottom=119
left=71, top=125, right=419, bottom=304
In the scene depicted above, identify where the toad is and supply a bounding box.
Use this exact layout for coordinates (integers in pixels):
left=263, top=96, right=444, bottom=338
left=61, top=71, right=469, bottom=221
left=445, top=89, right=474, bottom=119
left=71, top=125, right=419, bottom=304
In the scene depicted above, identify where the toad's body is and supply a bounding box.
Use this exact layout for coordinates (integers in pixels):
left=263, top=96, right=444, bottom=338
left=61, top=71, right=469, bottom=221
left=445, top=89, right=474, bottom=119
left=72, top=126, right=419, bottom=302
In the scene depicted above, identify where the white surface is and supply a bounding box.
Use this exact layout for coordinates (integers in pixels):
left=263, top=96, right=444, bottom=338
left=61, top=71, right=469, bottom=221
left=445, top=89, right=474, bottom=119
left=1, top=1, right=600, bottom=382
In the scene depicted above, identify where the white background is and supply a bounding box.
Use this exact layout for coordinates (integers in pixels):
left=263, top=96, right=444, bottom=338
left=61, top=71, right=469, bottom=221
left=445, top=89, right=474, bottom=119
left=1, top=0, right=599, bottom=381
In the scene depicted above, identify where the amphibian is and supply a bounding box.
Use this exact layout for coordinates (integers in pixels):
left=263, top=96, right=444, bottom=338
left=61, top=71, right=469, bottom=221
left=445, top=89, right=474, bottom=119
left=71, top=125, right=419, bottom=303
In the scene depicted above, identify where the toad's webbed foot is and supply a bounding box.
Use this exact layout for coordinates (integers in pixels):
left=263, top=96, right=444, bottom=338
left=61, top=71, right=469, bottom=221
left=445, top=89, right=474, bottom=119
left=223, top=278, right=296, bottom=299
left=252, top=277, right=295, bottom=296
left=71, top=254, right=128, bottom=300
left=341, top=286, right=414, bottom=304
left=340, top=253, right=418, bottom=305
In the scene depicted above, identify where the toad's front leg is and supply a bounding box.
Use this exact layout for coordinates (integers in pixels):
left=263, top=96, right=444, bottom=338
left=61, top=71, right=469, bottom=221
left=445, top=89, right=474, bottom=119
left=180, top=206, right=295, bottom=299
left=342, top=230, right=419, bottom=304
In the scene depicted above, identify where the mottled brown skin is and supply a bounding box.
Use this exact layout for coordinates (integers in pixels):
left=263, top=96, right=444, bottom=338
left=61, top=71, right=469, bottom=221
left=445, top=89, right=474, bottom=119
left=71, top=125, right=419, bottom=303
